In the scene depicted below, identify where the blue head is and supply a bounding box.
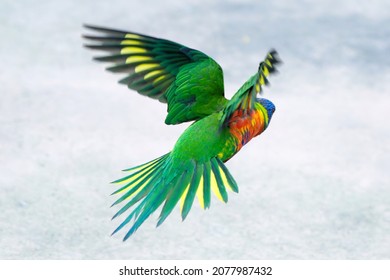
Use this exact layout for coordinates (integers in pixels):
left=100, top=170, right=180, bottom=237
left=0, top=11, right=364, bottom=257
left=257, top=98, right=275, bottom=126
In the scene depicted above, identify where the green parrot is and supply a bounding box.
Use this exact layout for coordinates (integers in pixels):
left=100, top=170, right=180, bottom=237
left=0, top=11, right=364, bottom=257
left=83, top=25, right=280, bottom=240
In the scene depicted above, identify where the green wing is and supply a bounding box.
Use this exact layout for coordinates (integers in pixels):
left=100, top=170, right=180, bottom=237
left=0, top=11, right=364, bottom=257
left=83, top=25, right=227, bottom=124
left=220, top=50, right=280, bottom=125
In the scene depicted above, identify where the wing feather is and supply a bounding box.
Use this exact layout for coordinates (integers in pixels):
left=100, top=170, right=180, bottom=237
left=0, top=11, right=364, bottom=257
left=220, top=50, right=280, bottom=126
left=83, top=24, right=227, bottom=124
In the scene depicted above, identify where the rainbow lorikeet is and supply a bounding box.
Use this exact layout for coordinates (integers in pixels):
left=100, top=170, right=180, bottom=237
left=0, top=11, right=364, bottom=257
left=83, top=25, right=280, bottom=240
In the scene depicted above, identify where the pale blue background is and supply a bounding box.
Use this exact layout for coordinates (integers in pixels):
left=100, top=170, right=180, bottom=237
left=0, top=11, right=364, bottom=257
left=1, top=0, right=389, bottom=259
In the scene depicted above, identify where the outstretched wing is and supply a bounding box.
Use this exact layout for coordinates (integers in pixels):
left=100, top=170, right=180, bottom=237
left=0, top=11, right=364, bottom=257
left=220, top=50, right=280, bottom=125
left=83, top=25, right=227, bottom=125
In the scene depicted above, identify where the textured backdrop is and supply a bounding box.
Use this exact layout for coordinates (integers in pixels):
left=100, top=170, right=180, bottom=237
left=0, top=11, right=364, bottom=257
left=1, top=0, right=389, bottom=259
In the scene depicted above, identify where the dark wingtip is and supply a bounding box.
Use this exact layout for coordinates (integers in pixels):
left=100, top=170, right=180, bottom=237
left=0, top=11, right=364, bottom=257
left=82, top=34, right=101, bottom=40
left=269, top=48, right=282, bottom=64
left=82, top=44, right=95, bottom=49
left=111, top=228, right=119, bottom=237
left=83, top=24, right=108, bottom=34
left=123, top=229, right=136, bottom=241
left=269, top=48, right=278, bottom=56
left=257, top=49, right=282, bottom=73
left=82, top=23, right=129, bottom=36
left=83, top=23, right=104, bottom=31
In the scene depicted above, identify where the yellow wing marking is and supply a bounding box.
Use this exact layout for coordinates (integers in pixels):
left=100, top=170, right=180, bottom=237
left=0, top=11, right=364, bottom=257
left=135, top=63, right=160, bottom=73
left=113, top=168, right=154, bottom=194
left=179, top=183, right=191, bottom=212
left=126, top=56, right=153, bottom=64
left=265, top=53, right=274, bottom=67
left=218, top=166, right=234, bottom=192
left=196, top=176, right=205, bottom=209
left=153, top=75, right=166, bottom=84
left=113, top=157, right=161, bottom=186
left=210, top=170, right=224, bottom=202
left=124, top=34, right=141, bottom=39
left=121, top=177, right=152, bottom=200
left=262, top=65, right=270, bottom=76
left=144, top=69, right=163, bottom=80
left=121, top=157, right=160, bottom=173
left=260, top=75, right=265, bottom=86
left=121, top=40, right=142, bottom=45
left=120, top=47, right=147, bottom=54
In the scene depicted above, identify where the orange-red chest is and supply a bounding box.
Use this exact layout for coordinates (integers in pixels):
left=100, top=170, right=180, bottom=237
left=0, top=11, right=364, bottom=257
left=217, top=103, right=269, bottom=162
left=228, top=106, right=266, bottom=151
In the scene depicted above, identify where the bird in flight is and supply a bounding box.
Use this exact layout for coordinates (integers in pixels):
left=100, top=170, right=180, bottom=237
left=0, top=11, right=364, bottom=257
left=83, top=25, right=280, bottom=240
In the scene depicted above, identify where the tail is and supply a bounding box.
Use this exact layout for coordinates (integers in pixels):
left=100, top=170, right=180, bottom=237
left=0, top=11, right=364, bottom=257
left=110, top=153, right=239, bottom=240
